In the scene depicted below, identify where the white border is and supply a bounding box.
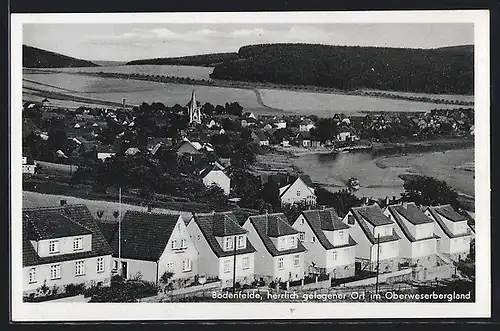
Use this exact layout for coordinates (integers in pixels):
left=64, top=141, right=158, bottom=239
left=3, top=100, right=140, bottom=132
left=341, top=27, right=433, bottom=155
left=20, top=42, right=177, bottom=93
left=11, top=10, right=490, bottom=321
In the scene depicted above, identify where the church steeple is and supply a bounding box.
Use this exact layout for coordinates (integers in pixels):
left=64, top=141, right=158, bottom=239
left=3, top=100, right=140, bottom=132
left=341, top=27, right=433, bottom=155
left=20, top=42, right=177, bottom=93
left=188, top=89, right=201, bottom=125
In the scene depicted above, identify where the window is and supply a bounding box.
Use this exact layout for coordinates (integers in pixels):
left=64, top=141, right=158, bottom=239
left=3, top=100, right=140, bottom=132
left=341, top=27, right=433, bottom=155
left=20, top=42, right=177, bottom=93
left=181, top=239, right=187, bottom=249
left=113, top=260, right=118, bottom=270
left=294, top=255, right=300, bottom=267
left=224, top=259, right=231, bottom=273
left=171, top=239, right=178, bottom=249
left=297, top=191, right=301, bottom=197
left=242, top=257, right=249, bottom=270
left=299, top=232, right=305, bottom=242
left=50, top=264, right=61, bottom=280
left=197, top=234, right=201, bottom=241
left=347, top=215, right=355, bottom=225
left=73, top=238, right=83, bottom=251
left=333, top=251, right=338, bottom=261
left=299, top=218, right=304, bottom=225
left=225, top=237, right=233, bottom=250
left=166, top=263, right=174, bottom=273
left=182, top=259, right=192, bottom=272
left=338, top=231, right=344, bottom=241
left=49, top=240, right=59, bottom=254
left=29, top=268, right=36, bottom=283
left=237, top=235, right=245, bottom=248
left=75, top=261, right=86, bottom=276
left=378, top=245, right=383, bottom=255
left=97, top=257, right=105, bottom=273
left=311, top=236, right=316, bottom=243
left=278, top=257, right=284, bottom=270
left=290, top=236, right=296, bottom=248
left=279, top=238, right=286, bottom=250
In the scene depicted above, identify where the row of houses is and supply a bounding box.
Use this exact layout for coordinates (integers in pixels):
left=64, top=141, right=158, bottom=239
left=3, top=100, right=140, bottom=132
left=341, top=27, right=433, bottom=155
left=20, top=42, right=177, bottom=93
left=22, top=201, right=473, bottom=296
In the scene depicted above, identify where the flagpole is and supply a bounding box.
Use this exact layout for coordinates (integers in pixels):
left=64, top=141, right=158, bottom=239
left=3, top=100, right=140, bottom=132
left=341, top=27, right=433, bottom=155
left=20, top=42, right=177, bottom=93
left=118, top=187, right=122, bottom=274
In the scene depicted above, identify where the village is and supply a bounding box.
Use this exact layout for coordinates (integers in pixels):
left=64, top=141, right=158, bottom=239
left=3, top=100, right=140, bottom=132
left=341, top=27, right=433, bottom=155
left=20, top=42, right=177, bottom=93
left=21, top=91, right=475, bottom=303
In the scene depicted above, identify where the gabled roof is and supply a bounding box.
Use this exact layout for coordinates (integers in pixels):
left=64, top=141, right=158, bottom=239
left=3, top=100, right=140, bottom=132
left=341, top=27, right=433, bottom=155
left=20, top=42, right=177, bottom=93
left=431, top=205, right=466, bottom=222
left=386, top=207, right=439, bottom=243
left=298, top=131, right=311, bottom=139
left=247, top=213, right=306, bottom=256
left=300, top=209, right=355, bottom=250
left=426, top=205, right=470, bottom=239
left=192, top=212, right=256, bottom=258
left=23, top=205, right=113, bottom=267
left=352, top=205, right=393, bottom=227
left=350, top=205, right=400, bottom=245
left=199, top=163, right=228, bottom=179
left=388, top=203, right=434, bottom=225
left=279, top=176, right=315, bottom=198
left=109, top=211, right=181, bottom=261
left=24, top=210, right=92, bottom=240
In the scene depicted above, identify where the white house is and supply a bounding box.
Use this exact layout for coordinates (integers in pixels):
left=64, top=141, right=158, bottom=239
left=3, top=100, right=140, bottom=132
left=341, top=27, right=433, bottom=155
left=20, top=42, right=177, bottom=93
left=424, top=205, right=472, bottom=262
left=186, top=212, right=256, bottom=288
left=279, top=177, right=316, bottom=207
left=109, top=211, right=198, bottom=286
left=22, top=156, right=36, bottom=174
left=273, top=120, right=287, bottom=129
left=97, top=145, right=117, bottom=161
left=292, top=208, right=357, bottom=279
left=384, top=203, right=438, bottom=268
left=199, top=163, right=231, bottom=195
left=337, top=131, right=352, bottom=142
left=242, top=213, right=306, bottom=283
left=299, top=120, right=315, bottom=132
left=342, top=205, right=401, bottom=273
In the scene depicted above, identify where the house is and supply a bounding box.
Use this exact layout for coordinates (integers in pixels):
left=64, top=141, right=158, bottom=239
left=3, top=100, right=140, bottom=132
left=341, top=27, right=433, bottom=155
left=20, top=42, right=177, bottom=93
left=199, top=163, right=231, bottom=195
left=97, top=145, right=117, bottom=161
left=108, top=211, right=198, bottom=286
left=337, top=130, right=352, bottom=142
left=299, top=119, right=315, bottom=132
left=263, top=124, right=273, bottom=131
left=383, top=203, right=439, bottom=268
left=125, top=147, right=141, bottom=156
left=176, top=138, right=204, bottom=156
left=424, top=205, right=472, bottom=262
left=252, top=130, right=269, bottom=146
left=242, top=213, right=306, bottom=283
left=279, top=176, right=316, bottom=208
left=22, top=205, right=113, bottom=297
left=147, top=137, right=172, bottom=156
left=273, top=119, right=287, bottom=129
left=341, top=205, right=401, bottom=273
left=296, top=131, right=312, bottom=148
left=22, top=154, right=36, bottom=174
left=281, top=139, right=290, bottom=148
left=292, top=208, right=357, bottom=278
left=186, top=212, right=256, bottom=288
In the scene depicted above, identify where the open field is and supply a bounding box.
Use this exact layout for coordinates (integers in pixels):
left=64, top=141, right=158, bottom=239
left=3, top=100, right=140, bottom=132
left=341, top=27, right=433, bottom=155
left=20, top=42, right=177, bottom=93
left=24, top=64, right=214, bottom=80
left=23, top=70, right=471, bottom=116
left=257, top=88, right=467, bottom=116
left=22, top=191, right=194, bottom=222
left=363, top=89, right=474, bottom=102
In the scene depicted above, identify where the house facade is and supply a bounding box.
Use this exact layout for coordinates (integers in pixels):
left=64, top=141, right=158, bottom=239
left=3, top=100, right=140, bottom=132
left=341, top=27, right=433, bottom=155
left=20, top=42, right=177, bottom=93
left=22, top=155, right=36, bottom=174
left=242, top=213, right=306, bottom=283
left=384, top=203, right=438, bottom=268
left=279, top=177, right=317, bottom=207
left=200, top=163, right=231, bottom=195
left=22, top=205, right=113, bottom=297
left=341, top=205, right=401, bottom=273
left=186, top=212, right=256, bottom=288
left=292, top=208, right=357, bottom=278
left=424, top=205, right=472, bottom=261
left=109, top=211, right=198, bottom=286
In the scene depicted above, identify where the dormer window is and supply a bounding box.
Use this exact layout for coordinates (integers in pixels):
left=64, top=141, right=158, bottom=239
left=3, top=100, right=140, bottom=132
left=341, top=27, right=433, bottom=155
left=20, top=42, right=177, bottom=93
left=171, top=239, right=178, bottom=249
left=225, top=237, right=234, bottom=250
left=290, top=236, right=297, bottom=248
left=237, top=235, right=245, bottom=248
left=49, top=240, right=59, bottom=254
left=73, top=238, right=83, bottom=251
left=385, top=227, right=392, bottom=236
left=279, top=238, right=286, bottom=250
left=347, top=215, right=355, bottom=225
left=338, top=231, right=344, bottom=241
left=299, top=232, right=305, bottom=242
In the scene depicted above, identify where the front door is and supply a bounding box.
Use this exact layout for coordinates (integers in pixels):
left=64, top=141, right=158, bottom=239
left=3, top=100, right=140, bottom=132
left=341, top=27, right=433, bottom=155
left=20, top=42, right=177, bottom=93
left=121, top=261, right=128, bottom=279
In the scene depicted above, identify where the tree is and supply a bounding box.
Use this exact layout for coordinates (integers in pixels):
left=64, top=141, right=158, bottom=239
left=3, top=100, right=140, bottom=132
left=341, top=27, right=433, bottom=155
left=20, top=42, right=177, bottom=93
left=205, top=184, right=228, bottom=210
left=230, top=169, right=261, bottom=208
left=316, top=188, right=362, bottom=216
left=401, top=175, right=460, bottom=209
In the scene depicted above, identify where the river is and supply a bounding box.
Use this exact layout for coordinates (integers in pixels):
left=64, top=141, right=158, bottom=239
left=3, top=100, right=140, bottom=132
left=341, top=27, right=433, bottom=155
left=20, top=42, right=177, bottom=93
left=292, top=148, right=475, bottom=200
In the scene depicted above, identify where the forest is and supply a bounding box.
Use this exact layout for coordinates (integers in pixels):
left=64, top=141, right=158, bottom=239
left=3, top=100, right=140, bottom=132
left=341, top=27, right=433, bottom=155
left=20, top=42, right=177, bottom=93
left=126, top=52, right=239, bottom=67
left=209, top=43, right=473, bottom=94
left=23, top=45, right=99, bottom=68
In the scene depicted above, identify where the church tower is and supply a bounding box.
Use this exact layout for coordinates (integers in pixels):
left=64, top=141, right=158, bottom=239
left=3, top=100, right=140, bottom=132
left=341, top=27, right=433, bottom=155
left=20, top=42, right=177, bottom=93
left=188, top=89, right=202, bottom=125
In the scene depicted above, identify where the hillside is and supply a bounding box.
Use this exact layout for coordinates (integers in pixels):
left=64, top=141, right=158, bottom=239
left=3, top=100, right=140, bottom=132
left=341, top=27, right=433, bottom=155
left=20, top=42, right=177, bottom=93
left=210, top=43, right=474, bottom=95
left=23, top=45, right=99, bottom=68
left=126, top=52, right=238, bottom=67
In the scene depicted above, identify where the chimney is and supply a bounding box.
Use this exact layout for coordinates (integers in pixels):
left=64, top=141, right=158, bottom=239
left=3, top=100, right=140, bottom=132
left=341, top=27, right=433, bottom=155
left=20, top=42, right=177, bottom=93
left=60, top=199, right=67, bottom=206
left=122, top=98, right=126, bottom=111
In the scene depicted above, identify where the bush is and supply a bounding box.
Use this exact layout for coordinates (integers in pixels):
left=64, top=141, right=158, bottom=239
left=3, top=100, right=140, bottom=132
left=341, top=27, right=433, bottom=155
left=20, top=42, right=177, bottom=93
left=65, top=283, right=85, bottom=296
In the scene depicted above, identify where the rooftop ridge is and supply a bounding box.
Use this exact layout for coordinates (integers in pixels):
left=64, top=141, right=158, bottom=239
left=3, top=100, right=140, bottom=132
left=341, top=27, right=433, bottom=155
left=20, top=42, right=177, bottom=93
left=125, top=210, right=181, bottom=217
left=59, top=212, right=94, bottom=234
left=22, top=203, right=87, bottom=212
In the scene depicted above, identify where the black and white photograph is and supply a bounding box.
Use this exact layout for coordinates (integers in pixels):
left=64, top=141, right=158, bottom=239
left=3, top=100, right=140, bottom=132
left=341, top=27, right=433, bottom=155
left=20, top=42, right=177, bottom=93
left=10, top=10, right=490, bottom=320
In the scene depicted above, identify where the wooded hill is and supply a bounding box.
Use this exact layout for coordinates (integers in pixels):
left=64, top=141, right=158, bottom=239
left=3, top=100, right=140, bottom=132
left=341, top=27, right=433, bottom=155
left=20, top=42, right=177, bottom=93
left=127, top=52, right=239, bottom=67
left=23, top=45, right=99, bottom=68
left=209, top=43, right=474, bottom=94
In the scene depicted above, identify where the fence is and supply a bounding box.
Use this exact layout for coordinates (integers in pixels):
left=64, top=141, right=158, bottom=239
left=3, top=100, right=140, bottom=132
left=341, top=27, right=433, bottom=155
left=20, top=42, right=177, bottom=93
left=337, top=268, right=412, bottom=288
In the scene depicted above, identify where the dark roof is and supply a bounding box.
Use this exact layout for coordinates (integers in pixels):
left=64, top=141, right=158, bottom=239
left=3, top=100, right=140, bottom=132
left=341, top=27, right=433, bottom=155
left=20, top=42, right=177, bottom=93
left=109, top=211, right=181, bottom=261
left=350, top=206, right=400, bottom=245
left=97, top=221, right=119, bottom=245
left=353, top=205, right=394, bottom=226
left=387, top=207, right=438, bottom=243
left=97, top=145, right=117, bottom=153
left=23, top=205, right=113, bottom=267
left=426, top=206, right=470, bottom=239
left=301, top=209, right=354, bottom=250
left=193, top=212, right=256, bottom=257
left=432, top=205, right=466, bottom=222
left=389, top=203, right=434, bottom=225
left=24, top=210, right=92, bottom=240
left=298, top=131, right=311, bottom=139
left=199, top=163, right=227, bottom=179
left=248, top=213, right=306, bottom=256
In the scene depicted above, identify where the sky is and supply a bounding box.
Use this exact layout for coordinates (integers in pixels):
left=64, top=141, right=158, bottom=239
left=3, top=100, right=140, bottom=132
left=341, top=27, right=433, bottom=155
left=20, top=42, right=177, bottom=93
left=23, top=23, right=474, bottom=62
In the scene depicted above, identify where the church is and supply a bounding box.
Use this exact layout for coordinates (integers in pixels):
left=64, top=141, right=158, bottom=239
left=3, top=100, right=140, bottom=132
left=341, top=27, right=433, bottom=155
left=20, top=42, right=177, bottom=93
left=187, top=89, right=202, bottom=125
